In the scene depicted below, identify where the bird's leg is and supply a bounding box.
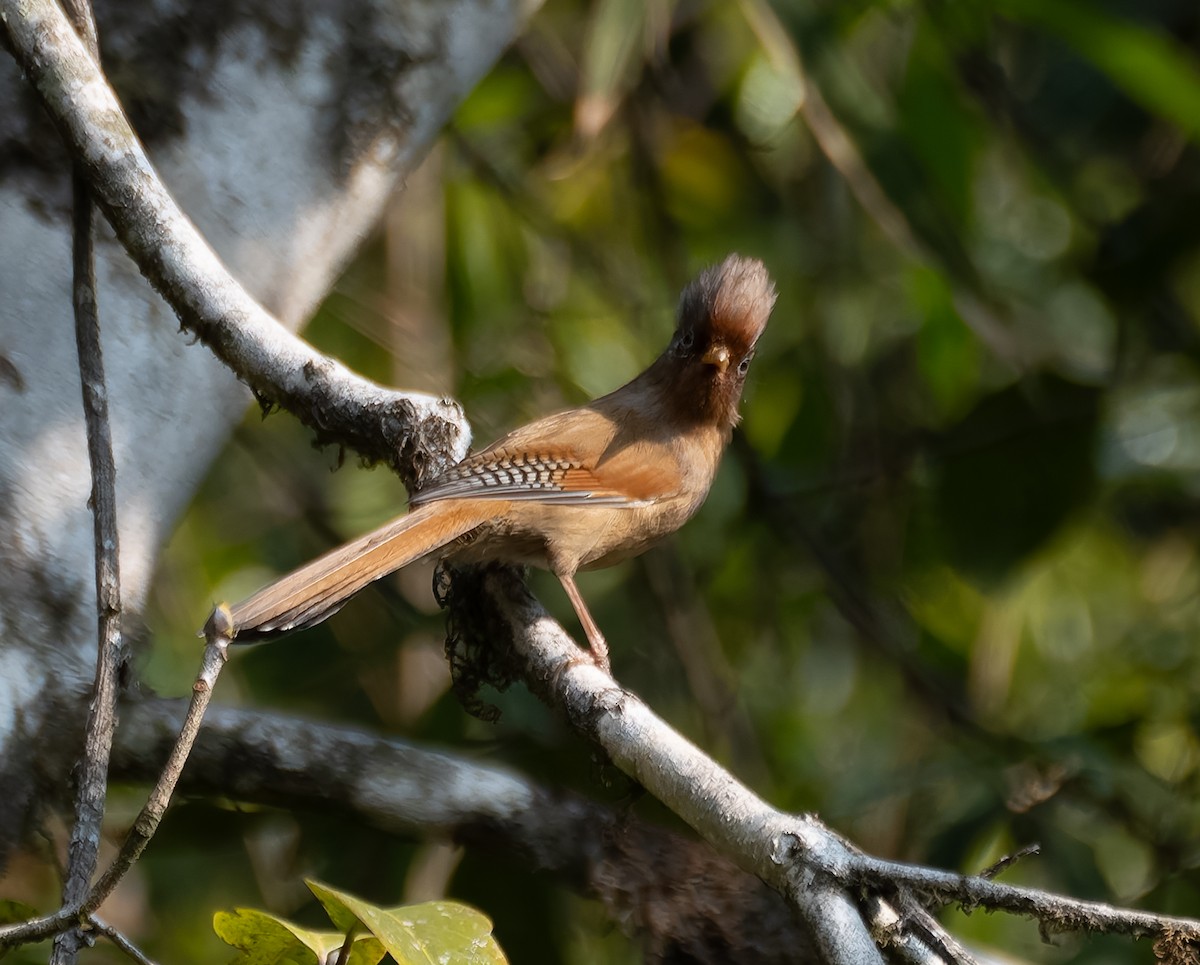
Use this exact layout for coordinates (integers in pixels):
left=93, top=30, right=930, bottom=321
left=556, top=571, right=611, bottom=674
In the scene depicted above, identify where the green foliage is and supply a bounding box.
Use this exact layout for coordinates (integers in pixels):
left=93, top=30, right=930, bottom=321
left=997, top=0, right=1200, bottom=142
left=214, top=907, right=383, bottom=965
left=933, top=374, right=1100, bottom=580
left=0, top=901, right=38, bottom=925
left=214, top=881, right=505, bottom=965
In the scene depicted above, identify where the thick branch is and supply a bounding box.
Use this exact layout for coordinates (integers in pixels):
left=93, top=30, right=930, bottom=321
left=0, top=0, right=470, bottom=487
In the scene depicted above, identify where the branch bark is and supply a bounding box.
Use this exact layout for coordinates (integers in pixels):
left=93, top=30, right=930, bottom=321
left=0, top=0, right=541, bottom=950
left=54, top=0, right=125, bottom=959
left=1, top=0, right=472, bottom=487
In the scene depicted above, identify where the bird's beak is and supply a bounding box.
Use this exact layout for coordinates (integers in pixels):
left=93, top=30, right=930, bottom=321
left=701, top=344, right=730, bottom=373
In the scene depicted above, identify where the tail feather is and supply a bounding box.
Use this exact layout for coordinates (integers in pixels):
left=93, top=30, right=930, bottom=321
left=226, top=501, right=492, bottom=641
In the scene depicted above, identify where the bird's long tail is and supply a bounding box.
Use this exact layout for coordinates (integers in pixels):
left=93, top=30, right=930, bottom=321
left=223, top=500, right=497, bottom=642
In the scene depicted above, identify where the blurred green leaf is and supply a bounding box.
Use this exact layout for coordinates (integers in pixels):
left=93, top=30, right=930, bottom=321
left=576, top=0, right=653, bottom=137
left=456, top=66, right=545, bottom=132
left=996, top=0, right=1200, bottom=142
left=896, top=28, right=983, bottom=224
left=661, top=122, right=752, bottom=227
left=910, top=264, right=980, bottom=420
left=933, top=374, right=1100, bottom=581
left=0, top=901, right=38, bottom=924
left=0, top=900, right=40, bottom=960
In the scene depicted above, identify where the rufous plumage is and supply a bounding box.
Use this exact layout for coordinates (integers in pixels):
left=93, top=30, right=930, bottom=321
left=216, top=254, right=777, bottom=671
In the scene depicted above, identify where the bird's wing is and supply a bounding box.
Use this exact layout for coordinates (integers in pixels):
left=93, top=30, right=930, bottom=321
left=411, top=405, right=681, bottom=508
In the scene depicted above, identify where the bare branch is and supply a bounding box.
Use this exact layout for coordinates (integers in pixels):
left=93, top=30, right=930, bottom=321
left=88, top=917, right=158, bottom=965
left=848, top=852, right=1197, bottom=942
left=870, top=894, right=978, bottom=965
left=438, top=564, right=879, bottom=962
left=52, top=0, right=126, bottom=960
left=84, top=610, right=232, bottom=915
left=0, top=0, right=471, bottom=487
left=0, top=612, right=232, bottom=949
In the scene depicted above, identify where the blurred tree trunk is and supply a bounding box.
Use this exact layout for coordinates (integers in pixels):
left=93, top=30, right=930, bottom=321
left=0, top=0, right=536, bottom=856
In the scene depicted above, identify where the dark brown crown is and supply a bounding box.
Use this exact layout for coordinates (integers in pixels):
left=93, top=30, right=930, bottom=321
left=677, top=254, right=777, bottom=352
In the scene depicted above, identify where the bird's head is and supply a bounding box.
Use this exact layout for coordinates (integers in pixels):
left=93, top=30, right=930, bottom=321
left=664, top=254, right=777, bottom=429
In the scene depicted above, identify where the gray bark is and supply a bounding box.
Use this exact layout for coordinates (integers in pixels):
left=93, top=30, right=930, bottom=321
left=0, top=0, right=533, bottom=852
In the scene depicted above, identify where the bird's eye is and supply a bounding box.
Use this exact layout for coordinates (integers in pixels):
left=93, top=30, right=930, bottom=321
left=737, top=353, right=753, bottom=376
left=680, top=330, right=695, bottom=350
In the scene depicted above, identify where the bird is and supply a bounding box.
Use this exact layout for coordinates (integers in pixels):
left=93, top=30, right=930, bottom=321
left=217, top=254, right=777, bottom=672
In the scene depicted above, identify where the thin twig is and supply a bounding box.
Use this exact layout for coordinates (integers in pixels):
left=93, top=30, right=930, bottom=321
left=0, top=614, right=231, bottom=949
left=980, top=843, right=1040, bottom=880
left=89, top=916, right=158, bottom=965
left=887, top=892, right=979, bottom=965
left=0, top=906, right=73, bottom=946
left=84, top=608, right=232, bottom=915
left=863, top=895, right=958, bottom=965
left=849, top=852, right=1196, bottom=941
left=53, top=1, right=127, bottom=961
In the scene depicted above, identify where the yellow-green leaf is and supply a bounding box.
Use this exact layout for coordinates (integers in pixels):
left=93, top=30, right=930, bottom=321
left=306, top=881, right=507, bottom=965
left=213, top=907, right=384, bottom=965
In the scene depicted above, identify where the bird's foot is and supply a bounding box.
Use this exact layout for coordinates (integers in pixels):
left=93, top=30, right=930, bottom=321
left=584, top=631, right=612, bottom=676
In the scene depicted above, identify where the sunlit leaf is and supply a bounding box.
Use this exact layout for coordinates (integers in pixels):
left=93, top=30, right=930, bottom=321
left=213, top=907, right=384, bottom=965
left=307, top=881, right=507, bottom=965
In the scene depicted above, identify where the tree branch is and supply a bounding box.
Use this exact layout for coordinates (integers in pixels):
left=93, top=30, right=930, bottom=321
left=110, top=698, right=822, bottom=963
left=0, top=613, right=232, bottom=948
left=9, top=0, right=1193, bottom=961
left=84, top=612, right=232, bottom=916
left=87, top=916, right=158, bottom=965
left=0, top=0, right=471, bottom=487
left=456, top=564, right=1200, bottom=958
left=53, top=0, right=125, bottom=960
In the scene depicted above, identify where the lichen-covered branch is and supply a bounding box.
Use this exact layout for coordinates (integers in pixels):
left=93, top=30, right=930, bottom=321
left=0, top=0, right=471, bottom=487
